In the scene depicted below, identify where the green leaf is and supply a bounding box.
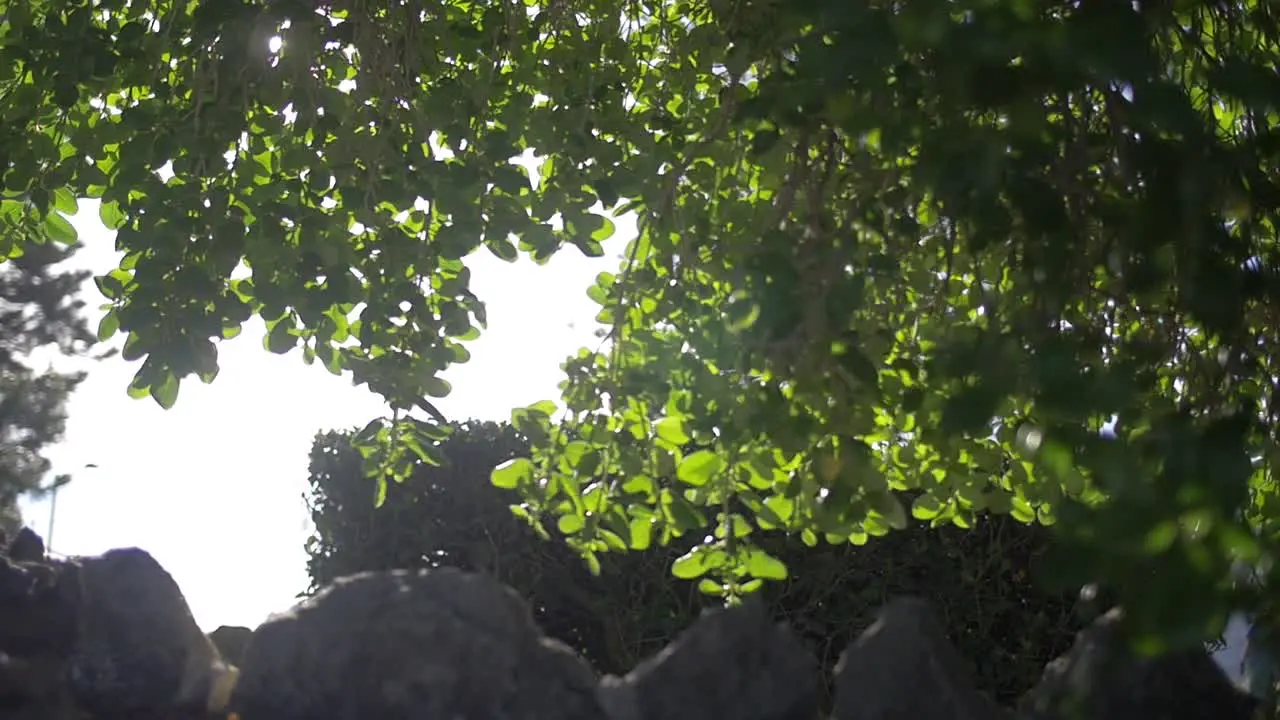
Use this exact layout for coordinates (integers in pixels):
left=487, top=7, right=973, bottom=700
left=93, top=269, right=132, bottom=300
left=1011, top=496, right=1036, bottom=524
left=400, top=433, right=443, bottom=467
left=486, top=236, right=519, bottom=261
left=590, top=215, right=616, bottom=241
left=99, top=200, right=127, bottom=230
left=53, top=188, right=77, bottom=214
left=744, top=547, right=788, bottom=580
left=583, top=550, right=602, bottom=576
left=628, top=515, right=653, bottom=549
left=867, top=490, right=908, bottom=530
left=911, top=494, right=943, bottom=520
left=665, top=491, right=707, bottom=531
left=42, top=212, right=77, bottom=244
left=698, top=578, right=724, bottom=595
left=526, top=399, right=558, bottom=417
left=264, top=320, right=297, bottom=354
left=672, top=544, right=727, bottom=579
left=352, top=419, right=385, bottom=449
left=149, top=371, right=180, bottom=409
left=677, top=450, right=723, bottom=486
left=423, top=376, right=452, bottom=398
left=557, top=513, right=585, bottom=534
left=622, top=474, right=655, bottom=496
left=763, top=495, right=795, bottom=526
left=655, top=416, right=691, bottom=444
left=491, top=457, right=533, bottom=489
left=568, top=213, right=615, bottom=252
left=410, top=418, right=451, bottom=442
left=96, top=309, right=120, bottom=341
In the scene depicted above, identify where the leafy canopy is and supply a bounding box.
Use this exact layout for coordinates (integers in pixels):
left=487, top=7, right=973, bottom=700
left=5, top=0, right=1280, bottom=646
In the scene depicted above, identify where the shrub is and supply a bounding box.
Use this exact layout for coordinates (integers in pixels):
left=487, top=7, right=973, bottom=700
left=305, top=420, right=1081, bottom=704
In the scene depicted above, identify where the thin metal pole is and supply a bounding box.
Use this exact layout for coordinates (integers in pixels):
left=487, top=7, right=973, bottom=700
left=46, top=485, right=58, bottom=552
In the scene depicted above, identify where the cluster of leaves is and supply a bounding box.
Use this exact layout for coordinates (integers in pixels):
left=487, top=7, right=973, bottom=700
left=305, top=420, right=1081, bottom=705
left=5, top=0, right=1280, bottom=647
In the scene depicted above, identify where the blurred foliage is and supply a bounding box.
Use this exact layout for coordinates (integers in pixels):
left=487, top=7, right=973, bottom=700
left=0, top=501, right=21, bottom=539
left=0, top=240, right=98, bottom=507
left=5, top=0, right=1280, bottom=648
left=305, top=420, right=1081, bottom=704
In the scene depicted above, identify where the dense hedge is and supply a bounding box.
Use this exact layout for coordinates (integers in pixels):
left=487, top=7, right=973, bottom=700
left=304, top=421, right=1081, bottom=704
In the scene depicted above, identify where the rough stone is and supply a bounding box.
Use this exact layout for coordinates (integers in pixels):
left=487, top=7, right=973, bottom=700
left=0, top=652, right=81, bottom=720
left=65, top=547, right=237, bottom=718
left=598, top=598, right=820, bottom=720
left=0, top=555, right=72, bottom=659
left=1020, top=606, right=1256, bottom=720
left=0, top=535, right=1266, bottom=720
left=8, top=527, right=47, bottom=563
left=831, top=597, right=1006, bottom=720
left=230, top=567, right=602, bottom=720
left=0, top=529, right=81, bottom=719
left=208, top=626, right=253, bottom=667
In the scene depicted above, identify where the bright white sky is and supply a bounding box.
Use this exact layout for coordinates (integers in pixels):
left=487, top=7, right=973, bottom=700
left=17, top=199, right=631, bottom=632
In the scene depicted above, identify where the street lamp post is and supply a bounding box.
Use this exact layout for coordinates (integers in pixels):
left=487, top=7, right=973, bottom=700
left=46, top=484, right=58, bottom=551
left=44, top=464, right=96, bottom=554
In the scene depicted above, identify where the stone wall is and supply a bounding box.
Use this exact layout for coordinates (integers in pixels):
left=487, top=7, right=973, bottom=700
left=0, top=526, right=1260, bottom=720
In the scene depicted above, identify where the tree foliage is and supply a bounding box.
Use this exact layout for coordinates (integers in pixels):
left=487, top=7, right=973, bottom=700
left=5, top=0, right=1280, bottom=645
left=0, top=240, right=97, bottom=506
left=305, top=420, right=1080, bottom=704
left=0, top=500, right=22, bottom=538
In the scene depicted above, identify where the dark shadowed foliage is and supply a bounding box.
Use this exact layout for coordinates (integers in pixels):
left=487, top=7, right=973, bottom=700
left=0, top=502, right=21, bottom=539
left=305, top=420, right=1081, bottom=705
